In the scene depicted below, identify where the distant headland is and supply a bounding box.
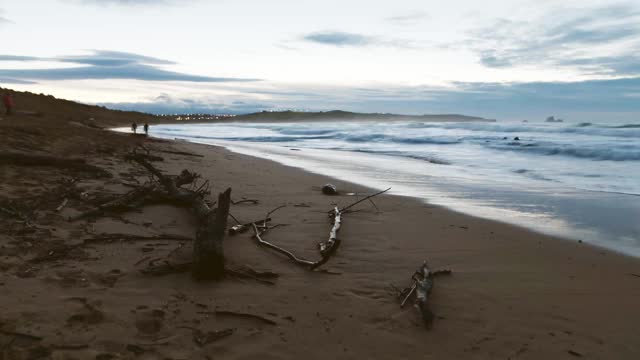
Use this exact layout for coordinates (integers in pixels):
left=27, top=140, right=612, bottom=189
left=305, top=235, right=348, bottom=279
left=165, top=110, right=494, bottom=123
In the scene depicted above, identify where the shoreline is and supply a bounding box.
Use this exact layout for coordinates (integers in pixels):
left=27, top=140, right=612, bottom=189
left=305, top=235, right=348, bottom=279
left=142, top=124, right=640, bottom=259
left=2, top=104, right=639, bottom=358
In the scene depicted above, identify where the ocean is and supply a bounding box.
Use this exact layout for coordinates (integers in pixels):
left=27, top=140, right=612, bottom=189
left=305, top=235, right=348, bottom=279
left=137, top=120, right=640, bottom=257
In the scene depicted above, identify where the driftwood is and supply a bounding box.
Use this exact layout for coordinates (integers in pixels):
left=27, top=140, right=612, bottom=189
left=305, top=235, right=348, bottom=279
left=129, top=155, right=231, bottom=280
left=55, top=198, right=69, bottom=212
left=229, top=218, right=271, bottom=235
left=200, top=310, right=278, bottom=326
left=69, top=185, right=156, bottom=221
left=248, top=188, right=388, bottom=271
left=231, top=199, right=259, bottom=205
left=339, top=187, right=390, bottom=213
left=192, top=188, right=231, bottom=280
left=159, top=149, right=204, bottom=158
left=0, top=153, right=111, bottom=177
left=178, top=326, right=234, bottom=346
left=70, top=168, right=199, bottom=222
left=0, top=329, right=43, bottom=341
left=252, top=223, right=317, bottom=267
left=250, top=217, right=341, bottom=270
left=83, top=233, right=192, bottom=244
left=319, top=206, right=341, bottom=255
left=394, top=261, right=452, bottom=327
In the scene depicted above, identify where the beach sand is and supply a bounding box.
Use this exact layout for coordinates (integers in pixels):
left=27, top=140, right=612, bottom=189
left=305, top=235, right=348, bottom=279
left=1, top=90, right=639, bottom=359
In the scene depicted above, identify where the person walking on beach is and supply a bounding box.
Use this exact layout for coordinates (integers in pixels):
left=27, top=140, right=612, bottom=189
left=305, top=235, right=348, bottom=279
left=2, top=93, right=15, bottom=115
left=131, top=122, right=137, bottom=134
left=143, top=123, right=149, bottom=135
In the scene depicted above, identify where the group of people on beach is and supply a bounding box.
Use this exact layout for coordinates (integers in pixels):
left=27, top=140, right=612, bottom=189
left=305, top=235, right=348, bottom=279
left=131, top=122, right=149, bottom=135
left=2, top=92, right=14, bottom=115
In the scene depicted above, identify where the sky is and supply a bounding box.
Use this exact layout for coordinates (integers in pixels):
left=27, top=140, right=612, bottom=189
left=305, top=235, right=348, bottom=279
left=1, top=0, right=640, bottom=121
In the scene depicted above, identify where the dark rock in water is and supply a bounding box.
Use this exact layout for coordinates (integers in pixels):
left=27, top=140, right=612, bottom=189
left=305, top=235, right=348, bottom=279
left=546, top=116, right=564, bottom=123
left=322, top=184, right=337, bottom=195
left=503, top=137, right=508, bottom=140
left=514, top=136, right=520, bottom=141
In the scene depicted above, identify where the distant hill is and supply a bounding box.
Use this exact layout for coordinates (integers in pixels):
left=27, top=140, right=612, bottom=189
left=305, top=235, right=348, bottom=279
left=233, top=110, right=493, bottom=123
left=0, top=87, right=155, bottom=127
left=0, top=87, right=492, bottom=126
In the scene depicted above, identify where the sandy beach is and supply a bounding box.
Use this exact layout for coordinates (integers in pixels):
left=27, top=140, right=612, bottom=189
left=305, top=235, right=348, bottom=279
left=1, top=90, right=640, bottom=360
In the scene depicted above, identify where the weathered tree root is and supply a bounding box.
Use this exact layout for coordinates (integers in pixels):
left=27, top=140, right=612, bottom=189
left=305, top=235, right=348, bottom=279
left=69, top=185, right=158, bottom=221
left=69, top=170, right=199, bottom=221
left=0, top=152, right=111, bottom=178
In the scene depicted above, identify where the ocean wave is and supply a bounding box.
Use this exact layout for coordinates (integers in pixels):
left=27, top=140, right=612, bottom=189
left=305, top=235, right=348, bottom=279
left=350, top=149, right=451, bottom=165
left=335, top=133, right=461, bottom=145
left=180, top=134, right=334, bottom=142
left=275, top=128, right=338, bottom=136
left=394, top=121, right=640, bottom=138
left=611, top=124, right=640, bottom=129
left=493, top=143, right=640, bottom=161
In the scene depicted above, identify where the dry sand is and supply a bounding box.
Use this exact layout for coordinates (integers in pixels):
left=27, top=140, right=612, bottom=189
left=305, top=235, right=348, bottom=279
left=1, top=90, right=639, bottom=359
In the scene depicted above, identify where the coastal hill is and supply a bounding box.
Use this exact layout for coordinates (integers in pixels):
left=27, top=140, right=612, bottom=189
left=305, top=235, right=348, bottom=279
left=0, top=87, right=154, bottom=128
left=1, top=88, right=492, bottom=126
left=232, top=110, right=493, bottom=123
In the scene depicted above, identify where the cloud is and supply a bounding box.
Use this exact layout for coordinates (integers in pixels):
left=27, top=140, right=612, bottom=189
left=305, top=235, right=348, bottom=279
left=99, top=93, right=270, bottom=114
left=468, top=4, right=640, bottom=76
left=386, top=11, right=429, bottom=26
left=79, top=0, right=177, bottom=5
left=57, top=50, right=175, bottom=66
left=0, top=8, right=10, bottom=24
left=301, top=31, right=415, bottom=48
left=0, top=78, right=37, bottom=85
left=94, top=76, right=640, bottom=121
left=0, top=50, right=258, bottom=83
left=0, top=55, right=40, bottom=61
left=302, top=31, right=374, bottom=47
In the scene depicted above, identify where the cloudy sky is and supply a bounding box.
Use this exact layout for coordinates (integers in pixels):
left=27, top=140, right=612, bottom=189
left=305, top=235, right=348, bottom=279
left=1, top=0, right=639, bottom=120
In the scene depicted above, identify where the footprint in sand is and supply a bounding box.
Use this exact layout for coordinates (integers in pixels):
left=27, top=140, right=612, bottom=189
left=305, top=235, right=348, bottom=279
left=66, top=298, right=105, bottom=327
left=135, top=309, right=166, bottom=335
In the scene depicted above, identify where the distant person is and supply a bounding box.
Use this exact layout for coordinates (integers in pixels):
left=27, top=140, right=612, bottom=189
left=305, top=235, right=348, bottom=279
left=131, top=122, right=137, bottom=134
left=2, top=93, right=14, bottom=115
left=143, top=123, right=149, bottom=135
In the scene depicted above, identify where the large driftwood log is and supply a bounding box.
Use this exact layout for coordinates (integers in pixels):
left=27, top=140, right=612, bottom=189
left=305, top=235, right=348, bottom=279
left=129, top=155, right=231, bottom=280
left=192, top=188, right=231, bottom=280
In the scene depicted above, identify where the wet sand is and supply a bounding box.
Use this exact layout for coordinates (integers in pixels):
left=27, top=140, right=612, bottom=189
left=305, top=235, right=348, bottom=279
left=1, top=89, right=639, bottom=359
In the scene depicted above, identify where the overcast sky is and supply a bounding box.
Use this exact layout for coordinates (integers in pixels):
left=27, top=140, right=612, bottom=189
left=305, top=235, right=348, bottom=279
left=1, top=0, right=639, bottom=120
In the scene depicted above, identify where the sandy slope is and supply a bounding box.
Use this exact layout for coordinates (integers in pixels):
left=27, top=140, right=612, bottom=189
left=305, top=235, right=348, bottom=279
left=1, top=90, right=639, bottom=359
